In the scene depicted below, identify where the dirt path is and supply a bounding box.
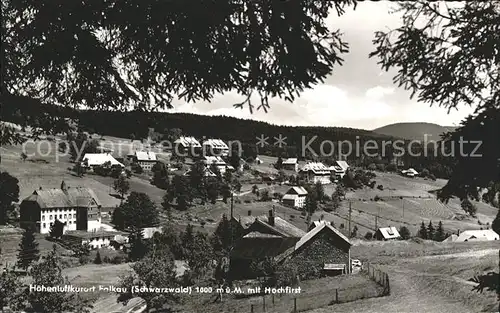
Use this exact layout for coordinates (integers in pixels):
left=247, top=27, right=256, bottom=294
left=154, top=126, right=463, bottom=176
left=308, top=267, right=475, bottom=313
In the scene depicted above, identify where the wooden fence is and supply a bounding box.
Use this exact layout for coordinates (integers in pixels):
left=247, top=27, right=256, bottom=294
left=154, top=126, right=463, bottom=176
left=364, top=262, right=391, bottom=296
left=246, top=269, right=390, bottom=312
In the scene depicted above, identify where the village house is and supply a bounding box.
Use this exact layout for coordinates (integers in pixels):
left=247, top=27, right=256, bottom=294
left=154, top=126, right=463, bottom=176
left=401, top=168, right=419, bottom=178
left=132, top=151, right=158, bottom=172
left=81, top=153, right=124, bottom=171
left=444, top=229, right=499, bottom=242
left=282, top=186, right=308, bottom=209
left=183, top=167, right=217, bottom=177
left=63, top=230, right=128, bottom=250
left=277, top=221, right=352, bottom=279
left=374, top=226, right=401, bottom=240
left=229, top=209, right=306, bottom=279
left=203, top=156, right=228, bottom=174
left=174, top=136, right=201, bottom=155
left=20, top=182, right=101, bottom=235
left=329, top=160, right=350, bottom=181
left=282, top=158, right=298, bottom=172
left=299, top=162, right=331, bottom=185
left=202, top=139, right=230, bottom=156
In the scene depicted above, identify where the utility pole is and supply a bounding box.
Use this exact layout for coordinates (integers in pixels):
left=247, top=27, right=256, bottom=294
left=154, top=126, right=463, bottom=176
left=348, top=200, right=352, bottom=237
left=230, top=191, right=234, bottom=219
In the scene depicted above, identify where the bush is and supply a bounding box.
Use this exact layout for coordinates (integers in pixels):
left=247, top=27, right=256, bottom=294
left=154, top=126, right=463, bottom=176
left=376, top=163, right=386, bottom=172
left=399, top=226, right=411, bottom=240
left=377, top=185, right=384, bottom=190
left=244, top=199, right=252, bottom=204
left=386, top=163, right=397, bottom=172
left=374, top=195, right=381, bottom=201
left=428, top=173, right=437, bottom=181
left=111, top=255, right=126, bottom=264
left=364, top=232, right=373, bottom=240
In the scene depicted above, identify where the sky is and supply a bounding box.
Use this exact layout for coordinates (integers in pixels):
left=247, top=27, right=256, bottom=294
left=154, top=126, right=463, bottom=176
left=171, top=2, right=475, bottom=130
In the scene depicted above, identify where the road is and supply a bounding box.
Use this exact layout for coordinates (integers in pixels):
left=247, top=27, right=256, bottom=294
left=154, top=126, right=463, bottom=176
left=308, top=249, right=498, bottom=313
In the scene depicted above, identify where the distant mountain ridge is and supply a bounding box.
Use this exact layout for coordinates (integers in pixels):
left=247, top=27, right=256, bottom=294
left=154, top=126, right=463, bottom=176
left=373, top=122, right=457, bottom=141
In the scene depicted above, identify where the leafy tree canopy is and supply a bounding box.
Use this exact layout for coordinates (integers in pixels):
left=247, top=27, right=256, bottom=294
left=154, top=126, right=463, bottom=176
left=2, top=0, right=356, bottom=145
left=371, top=1, right=500, bottom=200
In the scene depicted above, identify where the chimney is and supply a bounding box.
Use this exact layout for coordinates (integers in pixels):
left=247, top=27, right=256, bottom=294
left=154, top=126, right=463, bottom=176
left=457, top=229, right=460, bottom=235
left=39, top=186, right=42, bottom=190
left=268, top=209, right=275, bottom=226
left=247, top=210, right=252, bottom=216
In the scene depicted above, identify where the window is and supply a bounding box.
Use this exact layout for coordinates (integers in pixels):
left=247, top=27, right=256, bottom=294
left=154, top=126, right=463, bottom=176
left=42, top=223, right=46, bottom=228
left=42, top=215, right=45, bottom=221
left=73, top=214, right=76, bottom=219
left=50, top=222, right=53, bottom=226
left=50, top=215, right=53, bottom=220
left=64, top=214, right=67, bottom=219
left=59, top=214, right=62, bottom=219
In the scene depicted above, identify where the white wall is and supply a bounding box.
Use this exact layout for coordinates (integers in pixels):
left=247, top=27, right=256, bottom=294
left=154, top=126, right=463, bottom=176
left=40, top=208, right=77, bottom=234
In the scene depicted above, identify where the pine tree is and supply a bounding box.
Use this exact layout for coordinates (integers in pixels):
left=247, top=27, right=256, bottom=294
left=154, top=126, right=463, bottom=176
left=427, top=221, right=435, bottom=241
left=418, top=221, right=428, bottom=239
left=94, top=251, right=102, bottom=264
left=305, top=195, right=317, bottom=217
left=17, top=225, right=40, bottom=270
left=434, top=221, right=445, bottom=242
left=129, top=228, right=147, bottom=261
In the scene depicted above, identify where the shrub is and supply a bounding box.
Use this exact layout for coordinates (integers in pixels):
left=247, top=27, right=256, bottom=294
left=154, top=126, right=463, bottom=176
left=374, top=195, right=381, bottom=201
left=399, top=226, right=411, bottom=240
left=244, top=199, right=252, bottom=204
left=377, top=185, right=384, bottom=190
left=364, top=232, right=373, bottom=240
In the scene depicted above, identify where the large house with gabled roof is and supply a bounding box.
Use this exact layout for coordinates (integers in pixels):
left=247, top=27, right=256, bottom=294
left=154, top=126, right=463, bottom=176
left=299, top=162, right=331, bottom=185
left=229, top=209, right=306, bottom=279
left=282, top=186, right=308, bottom=208
left=20, top=181, right=102, bottom=235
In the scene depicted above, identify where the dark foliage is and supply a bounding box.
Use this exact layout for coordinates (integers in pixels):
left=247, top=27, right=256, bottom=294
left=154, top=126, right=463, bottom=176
left=0, top=171, right=20, bottom=225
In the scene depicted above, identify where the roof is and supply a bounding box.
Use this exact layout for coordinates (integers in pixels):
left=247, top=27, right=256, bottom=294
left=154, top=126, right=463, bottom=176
left=283, top=158, right=298, bottom=165
left=376, top=227, right=401, bottom=239
left=23, top=187, right=101, bottom=209
left=204, top=156, right=226, bottom=165
left=142, top=227, right=163, bottom=239
left=295, top=222, right=351, bottom=252
left=230, top=237, right=297, bottom=259
left=202, top=139, right=229, bottom=149
left=455, top=229, right=499, bottom=242
left=135, top=151, right=157, bottom=161
left=64, top=230, right=127, bottom=239
left=183, top=168, right=217, bottom=177
left=82, top=153, right=124, bottom=167
left=335, top=161, right=350, bottom=172
left=442, top=234, right=458, bottom=242
left=237, top=216, right=257, bottom=229
left=243, top=231, right=282, bottom=238
left=174, top=136, right=201, bottom=147
left=282, top=194, right=299, bottom=201
left=300, top=162, right=330, bottom=174
left=285, top=186, right=308, bottom=196
left=251, top=215, right=306, bottom=238
left=328, top=165, right=344, bottom=173
left=402, top=168, right=419, bottom=175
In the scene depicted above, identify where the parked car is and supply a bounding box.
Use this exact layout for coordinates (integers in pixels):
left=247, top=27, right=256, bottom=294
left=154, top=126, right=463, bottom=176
left=351, top=259, right=362, bottom=268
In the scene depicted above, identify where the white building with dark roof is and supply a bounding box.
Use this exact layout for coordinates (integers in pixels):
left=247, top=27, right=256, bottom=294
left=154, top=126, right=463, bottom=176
left=20, top=182, right=101, bottom=234
left=282, top=158, right=298, bottom=172
left=174, top=136, right=201, bottom=148
left=299, top=162, right=331, bottom=185
left=203, top=155, right=228, bottom=174
left=282, top=186, right=308, bottom=208
left=446, top=229, right=499, bottom=242
left=203, top=139, right=230, bottom=156
left=134, top=151, right=158, bottom=171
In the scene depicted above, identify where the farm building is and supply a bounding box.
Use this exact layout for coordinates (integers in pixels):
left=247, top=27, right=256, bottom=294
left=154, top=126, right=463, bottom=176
left=278, top=221, right=352, bottom=279
left=81, top=153, right=124, bottom=171
left=174, top=136, right=201, bottom=156
left=307, top=220, right=335, bottom=232
left=133, top=151, right=158, bottom=172
left=282, top=186, right=308, bottom=209
left=20, top=182, right=101, bottom=235
left=445, top=229, right=499, bottom=242
left=229, top=209, right=306, bottom=279
left=401, top=168, right=419, bottom=177
left=374, top=227, right=401, bottom=240
left=63, top=230, right=128, bottom=249
left=183, top=167, right=217, bottom=177
left=282, top=158, right=299, bottom=172
left=202, top=139, right=230, bottom=156
left=299, top=162, right=331, bottom=185
left=203, top=156, right=228, bottom=174
left=255, top=157, right=263, bottom=164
